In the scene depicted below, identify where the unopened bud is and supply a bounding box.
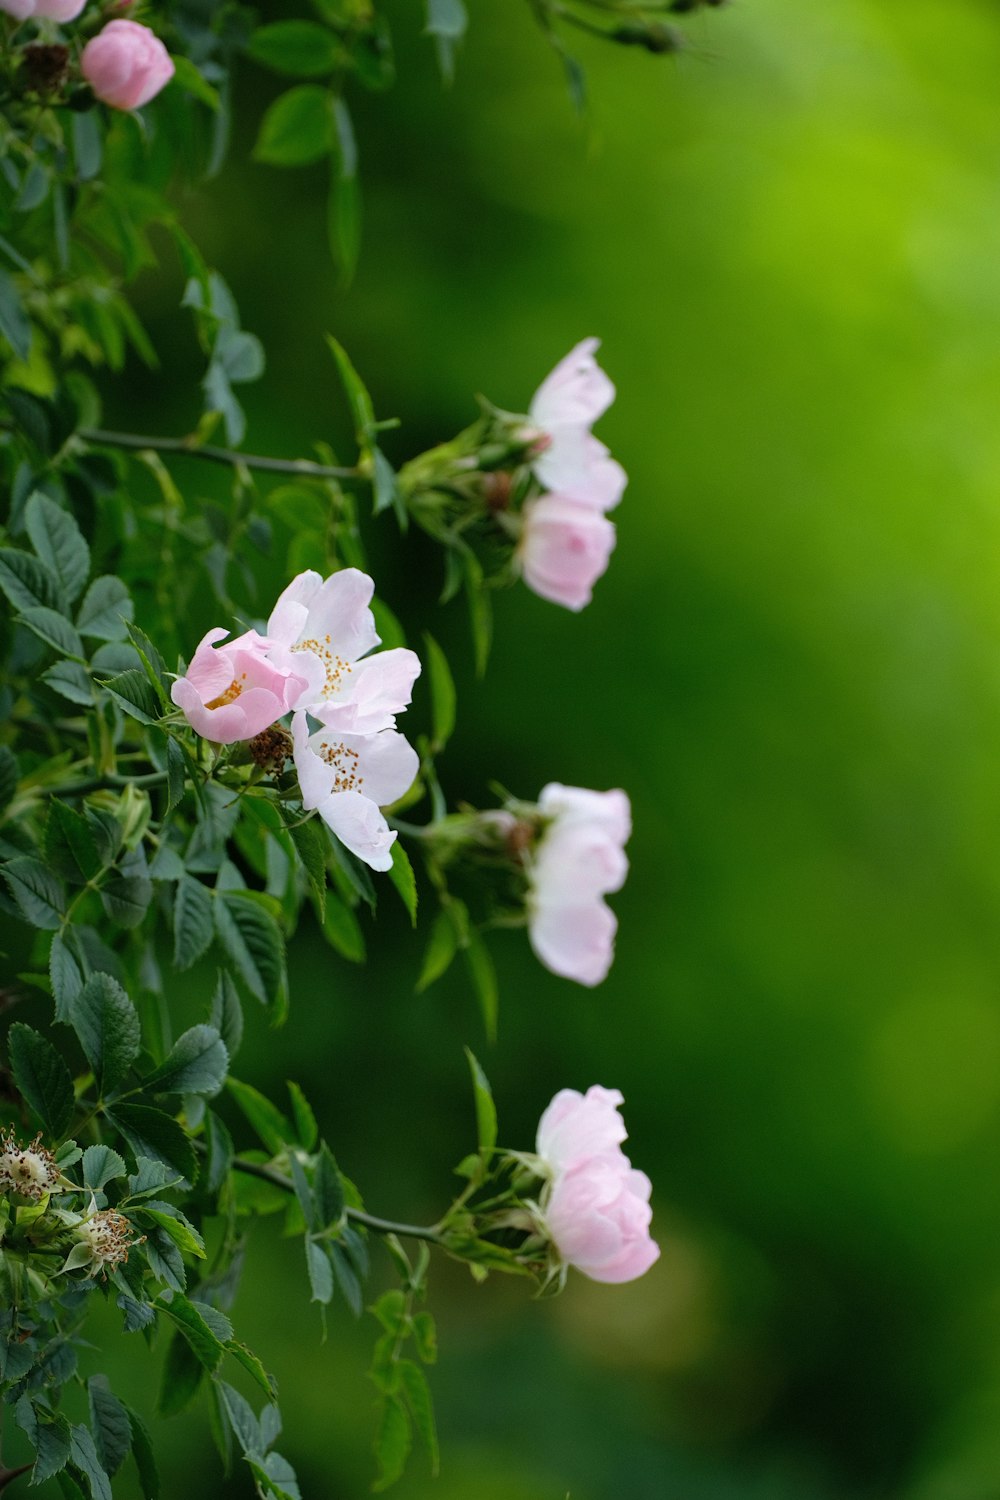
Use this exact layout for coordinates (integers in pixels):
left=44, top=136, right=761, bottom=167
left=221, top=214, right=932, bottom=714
left=483, top=471, right=513, bottom=512
left=249, top=725, right=294, bottom=775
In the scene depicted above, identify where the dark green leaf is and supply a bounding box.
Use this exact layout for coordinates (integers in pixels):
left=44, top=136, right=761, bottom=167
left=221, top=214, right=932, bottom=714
left=69, top=1424, right=112, bottom=1500
left=14, top=1399, right=72, bottom=1484
left=157, top=1293, right=227, bottom=1373
left=326, top=335, right=374, bottom=438
left=70, top=972, right=141, bottom=1095
left=25, top=492, right=90, bottom=606
left=98, top=669, right=161, bottom=725
left=87, top=1378, right=131, bottom=1478
left=0, top=267, right=30, bottom=360
left=216, top=1380, right=261, bottom=1460
left=50, top=931, right=83, bottom=1021
left=314, top=1140, right=344, bottom=1228
left=210, top=969, right=244, bottom=1059
left=399, top=1359, right=439, bottom=1474
left=46, top=800, right=101, bottom=882
left=100, top=873, right=153, bottom=929
left=173, top=876, right=215, bottom=970
left=286, top=816, right=327, bottom=923
left=387, top=840, right=417, bottom=927
left=287, top=1080, right=318, bottom=1151
left=77, top=576, right=133, bottom=641
left=120, top=1404, right=158, bottom=1500
left=320, top=887, right=365, bottom=962
left=82, top=1144, right=128, bottom=1191
left=372, top=1395, right=411, bottom=1493
left=107, top=1104, right=197, bottom=1186
left=3, top=854, right=65, bottom=929
left=42, top=660, right=93, bottom=706
left=144, top=1024, right=228, bottom=1097
left=422, top=631, right=456, bottom=750
left=248, top=21, right=346, bottom=76
left=7, top=1021, right=74, bottom=1138
left=0, top=744, right=17, bottom=815
left=254, top=86, right=334, bottom=167
left=170, top=55, right=220, bottom=109
left=18, top=605, right=84, bottom=659
left=71, top=112, right=102, bottom=181
left=464, top=930, right=498, bottom=1043
left=226, top=1078, right=292, bottom=1155
left=0, top=545, right=60, bottom=612
left=415, top=907, right=459, bottom=992
left=215, top=892, right=286, bottom=1007
left=157, top=1331, right=204, bottom=1416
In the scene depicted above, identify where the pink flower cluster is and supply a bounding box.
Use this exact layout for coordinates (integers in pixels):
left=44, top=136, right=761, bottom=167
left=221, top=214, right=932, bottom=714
left=170, top=569, right=420, bottom=872
left=536, top=1085, right=659, bottom=1284
left=527, top=783, right=631, bottom=986
left=519, top=338, right=626, bottom=611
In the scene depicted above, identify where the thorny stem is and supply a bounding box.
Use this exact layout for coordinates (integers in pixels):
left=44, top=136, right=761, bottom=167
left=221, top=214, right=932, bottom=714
left=78, top=427, right=361, bottom=483
left=226, top=1154, right=444, bottom=1247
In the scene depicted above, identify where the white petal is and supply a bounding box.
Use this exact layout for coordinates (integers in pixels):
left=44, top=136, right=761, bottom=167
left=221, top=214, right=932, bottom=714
left=291, top=711, right=333, bottom=810
left=267, top=571, right=322, bottom=644
left=529, top=898, right=618, bottom=986
left=314, top=647, right=421, bottom=735
left=317, top=790, right=396, bottom=872
left=300, top=568, right=379, bottom=664
left=539, top=784, right=631, bottom=844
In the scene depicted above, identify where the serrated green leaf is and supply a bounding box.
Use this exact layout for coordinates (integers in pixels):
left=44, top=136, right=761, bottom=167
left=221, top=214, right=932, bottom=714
left=215, top=891, right=286, bottom=1007
left=226, top=1078, right=293, bottom=1155
left=141, top=1207, right=205, bottom=1259
left=0, top=545, right=60, bottom=612
left=314, top=1140, right=344, bottom=1228
left=144, top=1024, right=228, bottom=1097
left=254, top=86, right=334, bottom=166
left=3, top=854, right=66, bottom=929
left=286, top=816, right=327, bottom=923
left=225, top=1340, right=275, bottom=1397
left=69, top=1423, right=112, bottom=1500
left=209, top=969, right=244, bottom=1059
left=173, top=876, right=215, bottom=971
left=157, top=1294, right=227, bottom=1373
left=25, top=492, right=90, bottom=606
left=77, top=576, right=133, bottom=641
left=8, top=1022, right=74, bottom=1137
left=42, top=660, right=93, bottom=706
left=100, top=873, right=153, bottom=929
left=120, top=1404, right=158, bottom=1500
left=399, top=1359, right=439, bottom=1475
left=15, top=1399, right=72, bottom=1484
left=217, top=1379, right=261, bottom=1459
left=50, top=930, right=83, bottom=1021
left=70, top=972, right=141, bottom=1095
left=82, top=1143, right=128, bottom=1190
left=107, top=1104, right=197, bottom=1186
left=18, top=605, right=85, bottom=659
left=87, top=1378, right=132, bottom=1478
left=99, top=669, right=161, bottom=725
left=46, top=800, right=102, bottom=881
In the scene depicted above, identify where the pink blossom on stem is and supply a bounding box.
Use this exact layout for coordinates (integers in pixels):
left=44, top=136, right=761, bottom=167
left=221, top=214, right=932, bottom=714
left=170, top=628, right=309, bottom=745
left=0, top=0, right=87, bottom=19
left=519, top=494, right=616, bottom=612
left=527, top=784, right=631, bottom=986
left=81, top=19, right=174, bottom=110
left=528, top=338, right=627, bottom=512
left=535, top=1085, right=659, bottom=1285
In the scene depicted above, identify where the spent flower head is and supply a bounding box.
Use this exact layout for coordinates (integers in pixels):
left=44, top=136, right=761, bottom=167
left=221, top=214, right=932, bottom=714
left=0, top=1128, right=60, bottom=1202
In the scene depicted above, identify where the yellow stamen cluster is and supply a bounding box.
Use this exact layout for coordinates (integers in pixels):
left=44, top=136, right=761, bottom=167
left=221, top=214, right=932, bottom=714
left=318, top=740, right=365, bottom=793
left=205, top=672, right=247, bottom=711
left=0, top=1128, right=59, bottom=1202
left=294, top=635, right=352, bottom=699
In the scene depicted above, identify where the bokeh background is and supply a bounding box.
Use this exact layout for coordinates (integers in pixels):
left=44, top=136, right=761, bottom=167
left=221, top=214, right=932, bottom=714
left=88, top=1, right=1000, bottom=1495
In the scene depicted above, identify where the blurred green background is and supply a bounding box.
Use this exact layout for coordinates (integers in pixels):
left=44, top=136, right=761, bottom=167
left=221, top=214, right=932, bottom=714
left=88, top=0, right=1000, bottom=1495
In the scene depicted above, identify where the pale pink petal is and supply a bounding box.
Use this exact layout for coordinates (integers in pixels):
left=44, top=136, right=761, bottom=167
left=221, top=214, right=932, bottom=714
left=291, top=711, right=333, bottom=810
left=35, top=0, right=87, bottom=18
left=539, top=784, right=631, bottom=845
left=534, top=822, right=629, bottom=904
left=181, top=626, right=235, bottom=701
left=519, top=496, right=616, bottom=613
left=316, top=789, right=396, bottom=872
left=314, top=647, right=421, bottom=735
left=529, top=898, right=618, bottom=987
left=536, top=1085, right=627, bottom=1171
left=530, top=338, right=615, bottom=431
left=0, top=0, right=37, bottom=18
left=298, top=568, right=379, bottom=665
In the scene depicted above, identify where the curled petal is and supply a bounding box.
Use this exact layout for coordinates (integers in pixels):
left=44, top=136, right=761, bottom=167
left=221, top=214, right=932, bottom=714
left=528, top=898, right=618, bottom=988
left=530, top=338, right=615, bottom=432
left=536, top=1085, right=627, bottom=1172
left=316, top=788, right=397, bottom=872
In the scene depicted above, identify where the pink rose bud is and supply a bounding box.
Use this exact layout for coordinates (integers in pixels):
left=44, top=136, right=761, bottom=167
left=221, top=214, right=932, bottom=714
left=81, top=19, right=174, bottom=110
left=545, top=1153, right=660, bottom=1284
left=170, top=627, right=310, bottom=746
left=519, top=495, right=616, bottom=612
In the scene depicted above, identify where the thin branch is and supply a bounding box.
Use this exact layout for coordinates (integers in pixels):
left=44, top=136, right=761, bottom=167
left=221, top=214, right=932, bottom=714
left=227, top=1154, right=443, bottom=1246
left=78, top=427, right=361, bottom=483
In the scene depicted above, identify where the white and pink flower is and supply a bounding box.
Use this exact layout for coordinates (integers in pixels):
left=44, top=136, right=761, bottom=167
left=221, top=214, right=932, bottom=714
left=527, top=783, right=631, bottom=986
left=535, top=1085, right=659, bottom=1285
left=267, top=568, right=421, bottom=733
left=519, top=495, right=616, bottom=612
left=291, top=713, right=419, bottom=872
left=0, top=0, right=87, bottom=20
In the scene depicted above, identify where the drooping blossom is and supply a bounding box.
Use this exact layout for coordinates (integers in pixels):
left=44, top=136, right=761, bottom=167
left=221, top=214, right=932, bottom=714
left=535, top=1085, right=659, bottom=1285
left=267, top=568, right=421, bottom=733
left=0, top=0, right=87, bottom=20
left=519, top=494, right=616, bottom=612
left=81, top=19, right=174, bottom=110
left=292, top=712, right=419, bottom=872
left=528, top=338, right=627, bottom=513
left=526, top=783, right=631, bottom=986
left=0, top=1128, right=59, bottom=1202
left=536, top=1084, right=629, bottom=1174
left=170, top=627, right=310, bottom=745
